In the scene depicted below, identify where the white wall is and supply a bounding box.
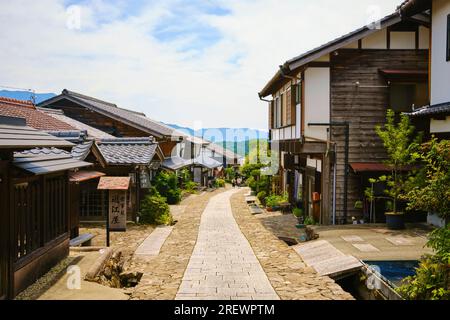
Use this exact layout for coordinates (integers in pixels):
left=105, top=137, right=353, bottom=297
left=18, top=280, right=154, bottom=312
left=390, top=31, right=416, bottom=49
left=304, top=67, right=330, bottom=141
left=430, top=116, right=450, bottom=133
left=362, top=29, right=387, bottom=49
left=431, top=0, right=450, bottom=105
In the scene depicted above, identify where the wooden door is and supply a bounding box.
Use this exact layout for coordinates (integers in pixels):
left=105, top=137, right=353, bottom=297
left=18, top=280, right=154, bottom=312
left=305, top=167, right=316, bottom=219
left=0, top=162, right=9, bottom=299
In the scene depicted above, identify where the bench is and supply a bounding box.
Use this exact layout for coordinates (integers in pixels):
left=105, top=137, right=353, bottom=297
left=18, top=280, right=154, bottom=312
left=70, top=233, right=95, bottom=247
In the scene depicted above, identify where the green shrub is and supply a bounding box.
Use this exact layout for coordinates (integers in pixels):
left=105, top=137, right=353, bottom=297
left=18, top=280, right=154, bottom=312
left=257, top=191, right=267, bottom=204
left=224, top=167, right=236, bottom=183
left=304, top=216, right=315, bottom=225
left=183, top=181, right=199, bottom=194
left=139, top=191, right=173, bottom=225
left=214, top=178, right=225, bottom=188
left=153, top=171, right=181, bottom=204
left=293, top=207, right=304, bottom=217
left=397, top=226, right=450, bottom=300
left=265, top=193, right=288, bottom=208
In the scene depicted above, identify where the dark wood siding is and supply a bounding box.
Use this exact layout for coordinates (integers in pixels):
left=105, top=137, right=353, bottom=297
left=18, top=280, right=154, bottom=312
left=330, top=49, right=429, bottom=223
left=0, top=161, right=9, bottom=299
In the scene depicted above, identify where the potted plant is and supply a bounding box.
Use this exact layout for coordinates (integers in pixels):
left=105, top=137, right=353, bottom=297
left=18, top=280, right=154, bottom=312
left=354, top=200, right=363, bottom=210
left=374, top=110, right=421, bottom=230
left=292, top=207, right=304, bottom=224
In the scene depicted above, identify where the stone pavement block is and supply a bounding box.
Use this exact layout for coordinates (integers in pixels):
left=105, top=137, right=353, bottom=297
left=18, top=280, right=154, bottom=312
left=175, top=189, right=278, bottom=300
left=135, top=226, right=174, bottom=257
left=352, top=243, right=380, bottom=252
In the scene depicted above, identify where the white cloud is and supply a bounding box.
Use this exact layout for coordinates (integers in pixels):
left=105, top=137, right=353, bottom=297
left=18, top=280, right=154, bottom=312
left=0, top=0, right=401, bottom=130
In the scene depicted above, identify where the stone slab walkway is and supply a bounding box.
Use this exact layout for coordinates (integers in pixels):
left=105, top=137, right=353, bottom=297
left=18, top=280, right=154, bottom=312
left=293, top=240, right=363, bottom=278
left=131, top=189, right=225, bottom=300
left=134, top=226, right=173, bottom=257
left=176, top=189, right=279, bottom=300
left=230, top=189, right=354, bottom=300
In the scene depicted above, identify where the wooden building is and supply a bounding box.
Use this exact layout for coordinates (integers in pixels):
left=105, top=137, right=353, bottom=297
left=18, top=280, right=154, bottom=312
left=89, top=137, right=165, bottom=222
left=0, top=115, right=91, bottom=299
left=401, top=0, right=450, bottom=138
left=37, top=90, right=184, bottom=157
left=259, top=10, right=430, bottom=225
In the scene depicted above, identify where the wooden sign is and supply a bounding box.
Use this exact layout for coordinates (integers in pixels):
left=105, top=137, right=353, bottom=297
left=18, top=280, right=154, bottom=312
left=109, top=190, right=127, bottom=232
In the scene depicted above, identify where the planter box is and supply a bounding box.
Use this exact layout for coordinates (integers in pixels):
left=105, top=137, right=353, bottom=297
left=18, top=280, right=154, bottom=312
left=385, top=212, right=405, bottom=230
left=427, top=212, right=448, bottom=228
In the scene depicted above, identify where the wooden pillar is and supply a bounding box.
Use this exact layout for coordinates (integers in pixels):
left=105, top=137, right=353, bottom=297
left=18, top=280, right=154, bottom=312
left=321, top=153, right=331, bottom=225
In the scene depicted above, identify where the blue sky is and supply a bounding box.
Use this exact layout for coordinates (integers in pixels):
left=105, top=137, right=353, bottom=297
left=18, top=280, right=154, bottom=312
left=0, top=0, right=402, bottom=129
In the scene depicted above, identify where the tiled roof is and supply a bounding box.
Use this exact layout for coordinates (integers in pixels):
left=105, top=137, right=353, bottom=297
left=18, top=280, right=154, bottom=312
left=0, top=97, right=76, bottom=131
left=206, top=143, right=243, bottom=161
left=0, top=116, right=74, bottom=149
left=37, top=107, right=115, bottom=139
left=162, top=156, right=193, bottom=171
left=38, top=90, right=181, bottom=139
left=18, top=140, right=93, bottom=161
left=18, top=147, right=69, bottom=157
left=193, top=151, right=223, bottom=169
left=13, top=153, right=91, bottom=175
left=409, top=102, right=450, bottom=117
left=96, top=137, right=159, bottom=165
left=71, top=141, right=93, bottom=160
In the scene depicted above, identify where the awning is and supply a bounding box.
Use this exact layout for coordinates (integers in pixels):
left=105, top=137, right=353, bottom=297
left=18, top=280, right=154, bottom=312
left=13, top=154, right=92, bottom=175
left=351, top=162, right=392, bottom=173
left=69, top=170, right=105, bottom=183
left=379, top=69, right=428, bottom=80
left=97, top=176, right=131, bottom=190
left=162, top=156, right=192, bottom=171
left=350, top=162, right=414, bottom=173
left=193, top=154, right=222, bottom=169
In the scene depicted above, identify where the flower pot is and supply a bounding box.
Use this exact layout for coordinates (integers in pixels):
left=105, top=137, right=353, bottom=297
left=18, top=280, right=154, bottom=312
left=385, top=212, right=405, bottom=230
left=295, top=216, right=304, bottom=224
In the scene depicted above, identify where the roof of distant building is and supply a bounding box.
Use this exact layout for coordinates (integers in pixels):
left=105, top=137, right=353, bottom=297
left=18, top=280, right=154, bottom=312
left=0, top=97, right=77, bottom=131
left=38, top=90, right=182, bottom=140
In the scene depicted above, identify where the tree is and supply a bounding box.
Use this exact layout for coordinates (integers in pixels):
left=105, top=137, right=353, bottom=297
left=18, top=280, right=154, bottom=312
left=152, top=171, right=181, bottom=205
left=374, top=109, right=421, bottom=213
left=407, top=138, right=450, bottom=219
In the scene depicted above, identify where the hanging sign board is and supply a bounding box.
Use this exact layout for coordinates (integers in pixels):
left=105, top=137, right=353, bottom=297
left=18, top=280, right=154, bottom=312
left=140, top=170, right=151, bottom=189
left=109, top=190, right=127, bottom=231
left=98, top=177, right=131, bottom=238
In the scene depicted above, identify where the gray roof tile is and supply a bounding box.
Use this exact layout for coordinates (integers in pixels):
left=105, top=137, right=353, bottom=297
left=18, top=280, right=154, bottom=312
left=409, top=102, right=450, bottom=117
left=96, top=137, right=159, bottom=165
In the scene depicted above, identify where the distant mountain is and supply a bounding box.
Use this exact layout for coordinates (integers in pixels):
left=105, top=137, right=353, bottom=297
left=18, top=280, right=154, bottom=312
left=165, top=123, right=268, bottom=143
left=0, top=90, right=56, bottom=104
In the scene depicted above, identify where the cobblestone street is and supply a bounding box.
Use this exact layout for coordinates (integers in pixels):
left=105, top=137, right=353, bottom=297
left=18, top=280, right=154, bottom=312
left=175, top=189, right=279, bottom=300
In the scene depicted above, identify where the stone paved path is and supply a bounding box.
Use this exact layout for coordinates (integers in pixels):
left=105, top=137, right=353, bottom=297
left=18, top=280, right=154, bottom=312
left=230, top=190, right=354, bottom=300
left=176, top=189, right=279, bottom=300
left=135, top=226, right=174, bottom=257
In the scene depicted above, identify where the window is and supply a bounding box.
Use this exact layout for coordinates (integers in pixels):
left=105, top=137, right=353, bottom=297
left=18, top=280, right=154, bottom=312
left=295, top=82, right=302, bottom=105
left=390, top=82, right=429, bottom=112
left=447, top=14, right=450, bottom=61
left=275, top=96, right=282, bottom=128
